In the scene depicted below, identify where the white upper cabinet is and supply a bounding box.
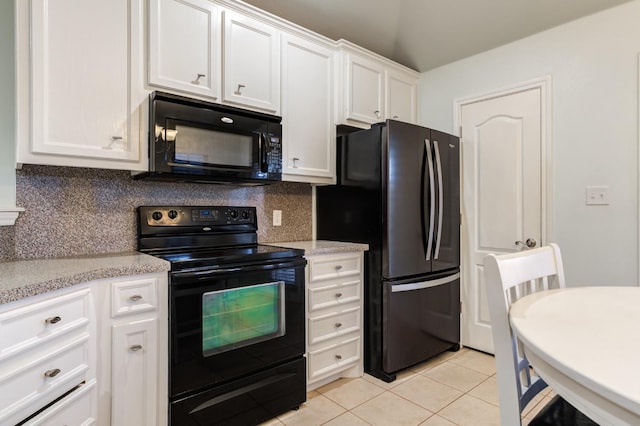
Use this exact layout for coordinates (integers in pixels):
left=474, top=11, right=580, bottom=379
left=16, top=0, right=146, bottom=170
left=222, top=11, right=281, bottom=114
left=345, top=53, right=385, bottom=125
left=337, top=42, right=418, bottom=128
left=281, top=33, right=335, bottom=183
left=148, top=0, right=220, bottom=100
left=386, top=68, right=418, bottom=124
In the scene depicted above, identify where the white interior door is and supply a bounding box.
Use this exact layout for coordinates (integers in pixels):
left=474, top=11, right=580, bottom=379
left=459, top=84, right=547, bottom=353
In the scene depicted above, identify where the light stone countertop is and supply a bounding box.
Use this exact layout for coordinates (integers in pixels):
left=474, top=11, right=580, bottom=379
left=266, top=240, right=369, bottom=256
left=0, top=252, right=170, bottom=305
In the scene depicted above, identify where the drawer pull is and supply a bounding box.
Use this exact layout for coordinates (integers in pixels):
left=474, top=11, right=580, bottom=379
left=335, top=322, right=342, bottom=328
left=45, top=316, right=62, bottom=324
left=130, top=344, right=143, bottom=352
left=335, top=354, right=342, bottom=360
left=335, top=293, right=343, bottom=298
left=335, top=265, right=343, bottom=271
left=44, top=368, right=61, bottom=378
left=129, top=294, right=143, bottom=302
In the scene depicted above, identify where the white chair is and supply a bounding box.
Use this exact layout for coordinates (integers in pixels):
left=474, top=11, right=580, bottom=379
left=484, top=243, right=597, bottom=425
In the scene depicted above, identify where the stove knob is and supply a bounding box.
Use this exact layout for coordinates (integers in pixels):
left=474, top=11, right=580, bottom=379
left=229, top=210, right=238, bottom=219
left=168, top=210, right=178, bottom=220
left=241, top=210, right=250, bottom=220
left=151, top=211, right=163, bottom=221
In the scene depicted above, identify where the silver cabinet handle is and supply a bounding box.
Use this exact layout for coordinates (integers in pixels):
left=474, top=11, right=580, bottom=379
left=516, top=238, right=537, bottom=248
left=129, top=294, right=143, bottom=302
left=335, top=323, right=342, bottom=328
left=192, top=73, right=206, bottom=85
left=44, top=368, right=61, bottom=378
left=393, top=115, right=399, bottom=119
left=45, top=316, right=62, bottom=324
left=234, top=84, right=246, bottom=95
left=374, top=110, right=381, bottom=118
left=335, top=354, right=342, bottom=360
left=335, top=293, right=343, bottom=298
left=292, top=157, right=300, bottom=168
left=130, top=344, right=143, bottom=352
left=334, top=265, right=342, bottom=271
left=111, top=136, right=123, bottom=141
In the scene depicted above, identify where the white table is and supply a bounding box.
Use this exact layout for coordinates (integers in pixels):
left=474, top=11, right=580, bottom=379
left=509, top=287, right=640, bottom=426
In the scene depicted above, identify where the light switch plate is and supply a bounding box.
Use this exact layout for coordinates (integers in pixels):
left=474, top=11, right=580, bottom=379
left=273, top=209, right=282, bottom=226
left=585, top=186, right=610, bottom=205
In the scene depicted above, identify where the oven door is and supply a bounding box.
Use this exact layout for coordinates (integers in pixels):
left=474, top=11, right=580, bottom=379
left=169, top=257, right=306, bottom=399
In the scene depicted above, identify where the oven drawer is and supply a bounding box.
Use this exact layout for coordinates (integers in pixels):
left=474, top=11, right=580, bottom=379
left=308, top=279, right=360, bottom=312
left=308, top=254, right=361, bottom=282
left=0, top=288, right=91, bottom=361
left=308, top=307, right=360, bottom=345
left=0, top=335, right=90, bottom=424
left=111, top=277, right=158, bottom=317
left=307, top=336, right=360, bottom=381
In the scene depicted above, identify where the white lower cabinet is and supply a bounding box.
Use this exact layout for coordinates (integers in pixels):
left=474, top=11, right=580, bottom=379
left=305, top=252, right=364, bottom=390
left=111, top=318, right=158, bottom=426
left=0, top=286, right=97, bottom=425
left=96, top=273, right=168, bottom=426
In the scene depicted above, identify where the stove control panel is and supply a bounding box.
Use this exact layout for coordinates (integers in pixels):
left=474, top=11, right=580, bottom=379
left=139, top=206, right=256, bottom=228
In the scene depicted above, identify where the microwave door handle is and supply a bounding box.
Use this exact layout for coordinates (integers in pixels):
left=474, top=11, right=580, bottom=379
left=259, top=133, right=268, bottom=173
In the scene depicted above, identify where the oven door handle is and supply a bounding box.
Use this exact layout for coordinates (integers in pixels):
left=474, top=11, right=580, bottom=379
left=171, top=258, right=306, bottom=282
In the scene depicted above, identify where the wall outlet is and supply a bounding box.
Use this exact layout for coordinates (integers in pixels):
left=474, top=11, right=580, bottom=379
left=273, top=209, right=282, bottom=226
left=585, top=186, right=610, bottom=205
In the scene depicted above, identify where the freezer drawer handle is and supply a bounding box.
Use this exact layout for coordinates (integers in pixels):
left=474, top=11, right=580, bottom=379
left=391, top=272, right=460, bottom=293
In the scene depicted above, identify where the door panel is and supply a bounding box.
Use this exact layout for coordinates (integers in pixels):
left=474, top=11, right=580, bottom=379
left=431, top=130, right=460, bottom=272
left=460, top=87, right=543, bottom=353
left=383, top=121, right=431, bottom=279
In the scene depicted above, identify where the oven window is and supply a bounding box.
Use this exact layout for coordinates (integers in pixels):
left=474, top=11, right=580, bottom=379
left=202, top=281, right=285, bottom=356
left=174, top=125, right=253, bottom=167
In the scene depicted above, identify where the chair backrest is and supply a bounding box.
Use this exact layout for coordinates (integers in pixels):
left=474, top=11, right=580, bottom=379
left=484, top=243, right=565, bottom=426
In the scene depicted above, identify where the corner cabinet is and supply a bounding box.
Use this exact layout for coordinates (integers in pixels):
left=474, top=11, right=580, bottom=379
left=337, top=42, right=418, bottom=128
left=15, top=0, right=147, bottom=171
left=305, top=252, right=364, bottom=390
left=281, top=33, right=335, bottom=184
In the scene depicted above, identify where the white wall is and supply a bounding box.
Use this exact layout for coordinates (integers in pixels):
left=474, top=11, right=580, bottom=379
left=0, top=1, right=16, bottom=208
left=419, top=0, right=640, bottom=286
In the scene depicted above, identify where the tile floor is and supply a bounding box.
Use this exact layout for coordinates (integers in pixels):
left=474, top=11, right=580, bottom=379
left=263, top=347, right=555, bottom=426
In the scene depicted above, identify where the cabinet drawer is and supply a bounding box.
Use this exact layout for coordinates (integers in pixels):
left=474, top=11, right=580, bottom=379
left=308, top=254, right=361, bottom=282
left=111, top=277, right=158, bottom=317
left=308, top=279, right=360, bottom=312
left=0, top=335, right=90, bottom=423
left=308, top=336, right=360, bottom=381
left=26, top=379, right=96, bottom=426
left=0, top=289, right=91, bottom=360
left=308, top=307, right=360, bottom=345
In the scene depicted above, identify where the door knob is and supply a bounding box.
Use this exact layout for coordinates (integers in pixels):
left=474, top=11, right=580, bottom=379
left=515, top=238, right=537, bottom=248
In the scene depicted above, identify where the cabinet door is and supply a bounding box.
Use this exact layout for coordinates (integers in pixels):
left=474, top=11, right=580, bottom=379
left=112, top=318, right=158, bottom=426
left=149, top=0, right=220, bottom=99
left=281, top=34, right=335, bottom=183
left=386, top=69, right=417, bottom=124
left=345, top=53, right=385, bottom=125
left=27, top=0, right=140, bottom=166
left=222, top=11, right=280, bottom=113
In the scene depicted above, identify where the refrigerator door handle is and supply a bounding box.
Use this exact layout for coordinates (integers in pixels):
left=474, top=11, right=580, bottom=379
left=433, top=140, right=444, bottom=259
left=425, top=139, right=435, bottom=261
left=391, top=272, right=460, bottom=293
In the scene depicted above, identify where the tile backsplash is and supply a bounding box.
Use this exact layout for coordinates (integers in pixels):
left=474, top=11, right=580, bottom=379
left=0, top=165, right=312, bottom=261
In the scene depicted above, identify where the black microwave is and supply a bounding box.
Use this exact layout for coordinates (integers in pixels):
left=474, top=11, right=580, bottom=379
left=135, top=92, right=282, bottom=185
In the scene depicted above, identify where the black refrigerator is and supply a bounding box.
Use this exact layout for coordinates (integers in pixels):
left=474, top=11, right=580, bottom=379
left=316, top=120, right=460, bottom=382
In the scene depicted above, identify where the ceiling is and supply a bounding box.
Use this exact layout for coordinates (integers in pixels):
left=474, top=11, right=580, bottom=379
left=242, top=0, right=633, bottom=72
